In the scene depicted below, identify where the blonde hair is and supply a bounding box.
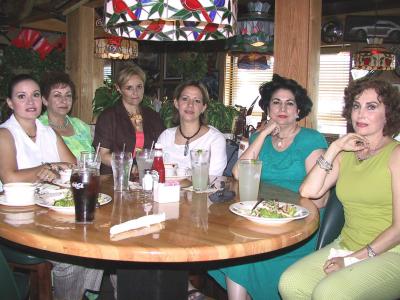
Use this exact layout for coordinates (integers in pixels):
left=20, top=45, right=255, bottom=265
left=116, top=65, right=146, bottom=88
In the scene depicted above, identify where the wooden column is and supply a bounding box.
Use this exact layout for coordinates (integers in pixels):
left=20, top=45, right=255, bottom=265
left=274, top=0, right=321, bottom=128
left=66, top=5, right=103, bottom=124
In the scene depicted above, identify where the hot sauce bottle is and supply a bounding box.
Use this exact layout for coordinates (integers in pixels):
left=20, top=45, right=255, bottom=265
left=151, top=143, right=165, bottom=183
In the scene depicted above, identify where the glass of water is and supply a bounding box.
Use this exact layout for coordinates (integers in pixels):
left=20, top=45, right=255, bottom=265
left=136, top=149, right=154, bottom=184
left=190, top=149, right=210, bottom=192
left=238, top=159, right=262, bottom=201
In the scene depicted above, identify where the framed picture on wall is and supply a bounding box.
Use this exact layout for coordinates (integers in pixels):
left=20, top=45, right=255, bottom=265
left=164, top=53, right=183, bottom=80
left=344, top=15, right=400, bottom=43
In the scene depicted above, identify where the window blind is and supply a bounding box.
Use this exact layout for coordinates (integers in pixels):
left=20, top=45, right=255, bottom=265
left=317, top=52, right=350, bottom=135
left=104, top=61, right=112, bottom=82
left=224, top=54, right=274, bottom=114
left=224, top=52, right=350, bottom=134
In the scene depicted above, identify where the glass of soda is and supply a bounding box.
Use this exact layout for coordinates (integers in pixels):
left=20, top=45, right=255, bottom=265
left=70, top=164, right=100, bottom=224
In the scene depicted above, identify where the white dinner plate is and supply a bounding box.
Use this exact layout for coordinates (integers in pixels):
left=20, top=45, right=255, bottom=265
left=0, top=195, right=36, bottom=207
left=229, top=201, right=309, bottom=225
left=35, top=193, right=112, bottom=214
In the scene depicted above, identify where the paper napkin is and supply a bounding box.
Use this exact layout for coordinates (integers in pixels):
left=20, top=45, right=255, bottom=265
left=109, top=213, right=166, bottom=236
left=328, top=248, right=363, bottom=267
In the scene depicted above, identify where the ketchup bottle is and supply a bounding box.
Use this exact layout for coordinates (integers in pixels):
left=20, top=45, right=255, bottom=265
left=151, top=143, right=165, bottom=183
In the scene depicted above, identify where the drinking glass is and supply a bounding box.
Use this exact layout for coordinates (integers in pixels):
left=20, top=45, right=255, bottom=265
left=238, top=159, right=262, bottom=201
left=190, top=149, right=210, bottom=192
left=136, top=149, right=154, bottom=184
left=70, top=165, right=100, bottom=223
left=79, top=151, right=101, bottom=170
left=111, top=152, right=133, bottom=191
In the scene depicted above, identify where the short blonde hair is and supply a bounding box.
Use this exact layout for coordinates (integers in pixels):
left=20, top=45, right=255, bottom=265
left=116, top=65, right=146, bottom=88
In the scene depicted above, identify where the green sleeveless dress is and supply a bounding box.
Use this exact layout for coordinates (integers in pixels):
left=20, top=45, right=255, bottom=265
left=336, top=140, right=400, bottom=254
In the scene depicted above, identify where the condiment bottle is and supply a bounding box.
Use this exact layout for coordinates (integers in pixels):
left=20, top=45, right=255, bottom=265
left=142, top=169, right=153, bottom=192
left=151, top=143, right=165, bottom=183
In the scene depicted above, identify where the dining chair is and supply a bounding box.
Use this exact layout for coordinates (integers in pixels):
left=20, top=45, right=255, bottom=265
left=0, top=247, right=30, bottom=300
left=315, top=187, right=345, bottom=250
left=223, top=139, right=239, bottom=177
left=0, top=245, right=53, bottom=300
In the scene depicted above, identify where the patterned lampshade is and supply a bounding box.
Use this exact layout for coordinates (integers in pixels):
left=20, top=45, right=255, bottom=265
left=353, top=45, right=395, bottom=70
left=95, top=36, right=138, bottom=59
left=228, top=1, right=274, bottom=54
left=104, top=0, right=237, bottom=42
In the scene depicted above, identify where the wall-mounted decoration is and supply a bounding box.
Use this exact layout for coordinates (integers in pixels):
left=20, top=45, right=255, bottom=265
left=344, top=15, right=400, bottom=43
left=164, top=53, right=184, bottom=80
left=321, top=20, right=343, bottom=44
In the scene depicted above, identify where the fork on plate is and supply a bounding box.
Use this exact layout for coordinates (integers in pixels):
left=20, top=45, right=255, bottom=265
left=251, top=198, right=265, bottom=213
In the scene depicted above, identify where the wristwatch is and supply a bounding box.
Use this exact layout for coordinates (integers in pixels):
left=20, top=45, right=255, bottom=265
left=367, top=244, right=377, bottom=258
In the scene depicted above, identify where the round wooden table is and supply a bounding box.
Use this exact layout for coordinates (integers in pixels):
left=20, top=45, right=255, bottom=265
left=0, top=176, right=319, bottom=299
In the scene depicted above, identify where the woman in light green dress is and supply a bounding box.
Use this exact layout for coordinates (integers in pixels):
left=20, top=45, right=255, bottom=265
left=39, top=72, right=93, bottom=158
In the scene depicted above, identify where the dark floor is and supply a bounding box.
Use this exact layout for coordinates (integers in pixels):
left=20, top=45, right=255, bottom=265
left=98, top=271, right=228, bottom=300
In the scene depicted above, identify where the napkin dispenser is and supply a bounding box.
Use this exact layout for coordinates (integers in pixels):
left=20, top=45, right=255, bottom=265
left=153, top=181, right=180, bottom=203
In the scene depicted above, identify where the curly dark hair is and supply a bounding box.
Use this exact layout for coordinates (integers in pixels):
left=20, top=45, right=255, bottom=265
left=258, top=74, right=313, bottom=121
left=40, top=71, right=76, bottom=101
left=343, top=78, right=400, bottom=137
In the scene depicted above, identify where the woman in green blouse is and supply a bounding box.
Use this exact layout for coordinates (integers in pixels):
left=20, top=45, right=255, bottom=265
left=39, top=71, right=93, bottom=158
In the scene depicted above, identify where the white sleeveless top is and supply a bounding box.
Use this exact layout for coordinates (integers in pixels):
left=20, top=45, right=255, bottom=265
left=0, top=114, right=60, bottom=169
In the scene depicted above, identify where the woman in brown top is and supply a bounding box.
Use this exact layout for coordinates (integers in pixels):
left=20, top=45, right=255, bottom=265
left=93, top=65, right=164, bottom=174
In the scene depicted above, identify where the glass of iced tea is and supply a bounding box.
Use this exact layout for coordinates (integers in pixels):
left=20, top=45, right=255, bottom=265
left=70, top=163, right=100, bottom=224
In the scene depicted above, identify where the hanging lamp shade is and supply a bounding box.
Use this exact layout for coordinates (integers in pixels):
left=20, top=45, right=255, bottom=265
left=228, top=1, right=274, bottom=54
left=353, top=37, right=395, bottom=71
left=95, top=36, right=138, bottom=59
left=104, top=0, right=237, bottom=42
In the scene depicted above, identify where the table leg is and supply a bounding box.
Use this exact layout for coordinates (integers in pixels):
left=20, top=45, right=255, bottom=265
left=117, top=269, right=188, bottom=300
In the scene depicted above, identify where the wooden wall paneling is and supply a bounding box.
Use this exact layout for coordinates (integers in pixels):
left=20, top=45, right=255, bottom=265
left=66, top=6, right=104, bottom=124
left=274, top=0, right=322, bottom=129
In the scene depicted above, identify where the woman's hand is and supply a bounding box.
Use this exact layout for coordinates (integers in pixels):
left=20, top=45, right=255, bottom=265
left=332, top=133, right=369, bottom=152
left=36, top=162, right=75, bottom=183
left=323, top=257, right=345, bottom=274
left=257, top=120, right=280, bottom=136
left=36, top=164, right=60, bottom=183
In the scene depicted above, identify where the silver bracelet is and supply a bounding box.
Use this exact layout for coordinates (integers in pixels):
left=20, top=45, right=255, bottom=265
left=316, top=155, right=333, bottom=173
left=366, top=244, right=377, bottom=258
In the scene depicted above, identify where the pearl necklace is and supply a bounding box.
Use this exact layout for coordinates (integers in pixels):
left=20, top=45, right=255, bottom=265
left=49, top=118, right=69, bottom=129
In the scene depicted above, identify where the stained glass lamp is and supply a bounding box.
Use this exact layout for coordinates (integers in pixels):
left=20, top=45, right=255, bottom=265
left=95, top=36, right=138, bottom=59
left=104, top=0, right=237, bottom=42
left=353, top=37, right=395, bottom=70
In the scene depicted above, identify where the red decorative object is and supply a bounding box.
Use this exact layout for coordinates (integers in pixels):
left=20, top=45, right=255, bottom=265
left=10, top=28, right=65, bottom=60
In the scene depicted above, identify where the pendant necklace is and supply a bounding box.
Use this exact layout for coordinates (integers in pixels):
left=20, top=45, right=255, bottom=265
left=179, top=125, right=202, bottom=156
left=49, top=118, right=69, bottom=129
left=126, top=110, right=143, bottom=126
left=274, top=125, right=299, bottom=149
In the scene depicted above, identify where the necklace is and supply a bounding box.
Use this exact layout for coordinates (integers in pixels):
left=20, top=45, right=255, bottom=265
left=126, top=110, right=143, bottom=126
left=274, top=125, right=299, bottom=149
left=356, top=138, right=387, bottom=161
left=49, top=118, right=69, bottom=129
left=179, top=125, right=202, bottom=156
left=26, top=133, right=36, bottom=139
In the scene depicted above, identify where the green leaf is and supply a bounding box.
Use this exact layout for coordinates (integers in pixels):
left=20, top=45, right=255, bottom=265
left=149, top=3, right=162, bottom=17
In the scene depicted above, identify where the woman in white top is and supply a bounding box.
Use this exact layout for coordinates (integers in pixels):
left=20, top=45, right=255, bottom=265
left=157, top=80, right=227, bottom=176
left=0, top=74, right=103, bottom=300
left=0, top=74, right=75, bottom=183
